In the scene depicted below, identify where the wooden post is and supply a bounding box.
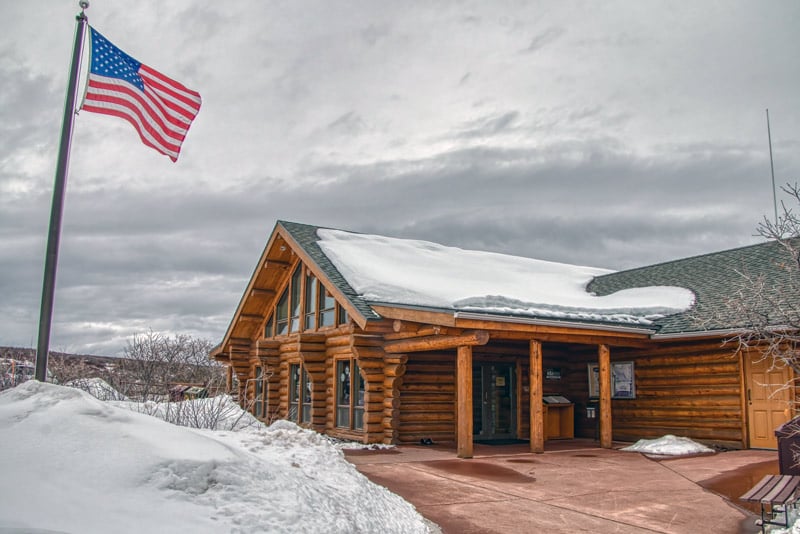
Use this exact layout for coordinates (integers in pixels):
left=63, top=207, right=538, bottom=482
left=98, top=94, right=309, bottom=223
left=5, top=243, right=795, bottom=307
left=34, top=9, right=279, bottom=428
left=457, top=345, right=473, bottom=458
left=599, top=344, right=612, bottom=448
left=226, top=365, right=233, bottom=393
left=529, top=339, right=544, bottom=453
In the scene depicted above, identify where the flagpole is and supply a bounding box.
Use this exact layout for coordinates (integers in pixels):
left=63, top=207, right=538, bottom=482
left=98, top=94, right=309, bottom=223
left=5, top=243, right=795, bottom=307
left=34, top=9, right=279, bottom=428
left=35, top=1, right=90, bottom=382
left=766, top=108, right=778, bottom=226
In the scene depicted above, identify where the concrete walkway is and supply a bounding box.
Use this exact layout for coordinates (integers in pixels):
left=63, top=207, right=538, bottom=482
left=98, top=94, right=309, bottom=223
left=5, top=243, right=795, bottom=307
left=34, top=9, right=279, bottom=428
left=345, top=440, right=775, bottom=534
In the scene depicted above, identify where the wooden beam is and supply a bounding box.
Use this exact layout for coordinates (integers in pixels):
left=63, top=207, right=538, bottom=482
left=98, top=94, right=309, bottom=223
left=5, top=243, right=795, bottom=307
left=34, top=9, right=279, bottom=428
left=384, top=330, right=489, bottom=354
left=371, top=305, right=456, bottom=328
left=250, top=288, right=276, bottom=298
left=599, top=344, right=612, bottom=448
left=238, top=314, right=262, bottom=322
left=263, top=260, right=290, bottom=270
left=530, top=340, right=544, bottom=453
left=457, top=345, right=473, bottom=459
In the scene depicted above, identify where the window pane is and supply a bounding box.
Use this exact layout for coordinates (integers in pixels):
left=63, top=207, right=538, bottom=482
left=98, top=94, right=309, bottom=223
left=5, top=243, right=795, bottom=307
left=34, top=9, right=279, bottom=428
left=289, top=364, right=300, bottom=422
left=302, top=367, right=312, bottom=423
left=304, top=274, right=318, bottom=330
left=254, top=367, right=263, bottom=417
left=354, top=361, right=364, bottom=430
left=276, top=289, right=289, bottom=335
left=289, top=266, right=302, bottom=333
left=336, top=360, right=350, bottom=428
left=264, top=313, right=274, bottom=338
left=319, top=287, right=336, bottom=327
left=337, top=305, right=348, bottom=326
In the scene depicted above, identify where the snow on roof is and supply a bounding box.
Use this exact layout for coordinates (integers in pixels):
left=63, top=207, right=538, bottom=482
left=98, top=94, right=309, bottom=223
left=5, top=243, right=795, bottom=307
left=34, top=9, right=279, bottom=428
left=317, top=229, right=695, bottom=326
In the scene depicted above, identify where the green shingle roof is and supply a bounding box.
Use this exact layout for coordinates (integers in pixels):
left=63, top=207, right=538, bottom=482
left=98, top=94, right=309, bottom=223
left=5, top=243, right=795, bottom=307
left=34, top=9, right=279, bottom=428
left=588, top=239, right=798, bottom=335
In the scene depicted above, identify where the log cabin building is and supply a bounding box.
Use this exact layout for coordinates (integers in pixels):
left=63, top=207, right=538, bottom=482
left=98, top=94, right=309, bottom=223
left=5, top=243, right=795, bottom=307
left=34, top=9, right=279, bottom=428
left=210, top=221, right=796, bottom=457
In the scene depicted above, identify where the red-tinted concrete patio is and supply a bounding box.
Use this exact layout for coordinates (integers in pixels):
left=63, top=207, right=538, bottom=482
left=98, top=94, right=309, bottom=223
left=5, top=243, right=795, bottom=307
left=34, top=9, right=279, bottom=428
left=345, top=440, right=776, bottom=534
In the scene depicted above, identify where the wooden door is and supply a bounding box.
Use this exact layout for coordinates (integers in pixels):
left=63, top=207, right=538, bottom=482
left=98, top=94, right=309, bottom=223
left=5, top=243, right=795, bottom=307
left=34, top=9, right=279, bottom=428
left=746, top=353, right=793, bottom=449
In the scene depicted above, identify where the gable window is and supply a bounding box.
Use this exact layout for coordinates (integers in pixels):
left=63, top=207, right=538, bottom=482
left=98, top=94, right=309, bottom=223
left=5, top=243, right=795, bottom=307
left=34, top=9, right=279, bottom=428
left=335, top=359, right=364, bottom=430
left=275, top=288, right=289, bottom=335
left=289, top=363, right=312, bottom=424
left=264, top=313, right=274, bottom=338
left=319, top=287, right=336, bottom=328
left=304, top=272, right=318, bottom=331
left=289, top=266, right=302, bottom=333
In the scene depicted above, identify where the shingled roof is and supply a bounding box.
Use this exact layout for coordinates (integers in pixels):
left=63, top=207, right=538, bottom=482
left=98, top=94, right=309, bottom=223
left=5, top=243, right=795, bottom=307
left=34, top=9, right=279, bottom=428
left=588, top=239, right=798, bottom=336
left=277, top=221, right=381, bottom=322
left=278, top=220, right=796, bottom=337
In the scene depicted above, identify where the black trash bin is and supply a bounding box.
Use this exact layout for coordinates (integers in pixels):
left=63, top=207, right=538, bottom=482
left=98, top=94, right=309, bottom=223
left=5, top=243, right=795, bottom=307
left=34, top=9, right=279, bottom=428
left=775, top=417, right=800, bottom=475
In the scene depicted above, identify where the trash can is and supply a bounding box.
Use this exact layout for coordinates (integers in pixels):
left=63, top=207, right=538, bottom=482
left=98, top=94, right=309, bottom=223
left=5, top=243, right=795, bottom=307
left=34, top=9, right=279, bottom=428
left=775, top=417, right=800, bottom=475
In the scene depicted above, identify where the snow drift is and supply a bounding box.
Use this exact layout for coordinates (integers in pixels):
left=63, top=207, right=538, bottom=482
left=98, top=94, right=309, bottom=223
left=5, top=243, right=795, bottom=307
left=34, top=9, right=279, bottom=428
left=0, top=381, right=435, bottom=533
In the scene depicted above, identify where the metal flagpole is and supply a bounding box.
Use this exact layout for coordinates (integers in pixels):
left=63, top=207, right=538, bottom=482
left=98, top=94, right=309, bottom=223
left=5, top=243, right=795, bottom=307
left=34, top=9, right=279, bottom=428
left=766, top=108, right=778, bottom=226
left=35, top=1, right=90, bottom=382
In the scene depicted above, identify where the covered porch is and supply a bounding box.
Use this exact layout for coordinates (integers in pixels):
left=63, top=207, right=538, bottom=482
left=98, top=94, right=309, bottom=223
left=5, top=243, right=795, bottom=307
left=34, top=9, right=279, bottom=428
left=382, top=311, right=655, bottom=458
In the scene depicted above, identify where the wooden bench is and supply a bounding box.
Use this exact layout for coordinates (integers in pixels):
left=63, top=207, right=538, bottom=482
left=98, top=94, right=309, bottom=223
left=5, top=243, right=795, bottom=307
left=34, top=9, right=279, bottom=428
left=740, top=474, right=800, bottom=533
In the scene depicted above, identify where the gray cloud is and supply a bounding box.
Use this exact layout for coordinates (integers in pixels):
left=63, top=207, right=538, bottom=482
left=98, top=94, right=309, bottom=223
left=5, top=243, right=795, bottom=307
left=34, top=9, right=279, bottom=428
left=1, top=0, right=798, bottom=355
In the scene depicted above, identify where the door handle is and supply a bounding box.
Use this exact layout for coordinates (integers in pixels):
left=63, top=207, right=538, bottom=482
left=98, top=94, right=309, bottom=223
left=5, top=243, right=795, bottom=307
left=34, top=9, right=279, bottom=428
left=747, top=389, right=751, bottom=404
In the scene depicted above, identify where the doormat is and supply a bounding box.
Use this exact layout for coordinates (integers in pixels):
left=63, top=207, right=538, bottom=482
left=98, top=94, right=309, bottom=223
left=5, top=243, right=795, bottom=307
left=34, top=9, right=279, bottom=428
left=474, top=439, right=528, bottom=446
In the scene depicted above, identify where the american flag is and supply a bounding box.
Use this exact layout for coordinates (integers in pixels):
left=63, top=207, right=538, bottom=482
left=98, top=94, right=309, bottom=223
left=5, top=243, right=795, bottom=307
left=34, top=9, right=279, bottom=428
left=81, top=27, right=201, bottom=162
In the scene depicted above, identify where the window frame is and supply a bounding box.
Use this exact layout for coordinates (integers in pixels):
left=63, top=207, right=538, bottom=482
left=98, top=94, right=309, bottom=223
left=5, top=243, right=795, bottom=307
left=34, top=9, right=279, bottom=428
left=261, top=260, right=352, bottom=340
left=335, top=357, right=364, bottom=431
left=288, top=362, right=312, bottom=424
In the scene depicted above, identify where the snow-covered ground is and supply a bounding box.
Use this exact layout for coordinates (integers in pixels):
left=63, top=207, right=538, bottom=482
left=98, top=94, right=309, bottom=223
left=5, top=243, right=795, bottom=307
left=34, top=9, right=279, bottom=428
left=0, top=381, right=437, bottom=534
left=621, top=434, right=715, bottom=456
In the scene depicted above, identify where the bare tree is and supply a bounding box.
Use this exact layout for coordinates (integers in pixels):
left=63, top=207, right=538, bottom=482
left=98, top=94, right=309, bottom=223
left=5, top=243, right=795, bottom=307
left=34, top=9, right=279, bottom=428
left=118, top=330, right=224, bottom=401
left=726, top=183, right=800, bottom=373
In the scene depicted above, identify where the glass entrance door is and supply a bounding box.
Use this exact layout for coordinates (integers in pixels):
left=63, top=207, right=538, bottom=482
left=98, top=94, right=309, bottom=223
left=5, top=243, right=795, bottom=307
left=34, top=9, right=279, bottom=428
left=472, top=363, right=516, bottom=440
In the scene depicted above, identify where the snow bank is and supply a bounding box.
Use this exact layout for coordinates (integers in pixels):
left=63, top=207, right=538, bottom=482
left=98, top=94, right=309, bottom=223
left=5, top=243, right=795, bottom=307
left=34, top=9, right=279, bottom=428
left=0, top=381, right=435, bottom=534
left=317, top=229, right=694, bottom=325
left=621, top=434, right=715, bottom=456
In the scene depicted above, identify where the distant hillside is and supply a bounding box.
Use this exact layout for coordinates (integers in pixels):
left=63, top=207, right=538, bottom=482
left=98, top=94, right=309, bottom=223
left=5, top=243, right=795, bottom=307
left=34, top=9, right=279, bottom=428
left=0, top=346, right=122, bottom=367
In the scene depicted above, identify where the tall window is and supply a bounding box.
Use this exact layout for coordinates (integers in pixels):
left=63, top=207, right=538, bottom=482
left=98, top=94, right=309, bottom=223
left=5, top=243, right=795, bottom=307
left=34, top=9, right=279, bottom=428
left=302, top=367, right=312, bottom=423
left=304, top=272, right=318, bottom=331
left=254, top=366, right=266, bottom=419
left=289, top=266, right=302, bottom=333
left=336, top=359, right=364, bottom=431
left=289, top=363, right=312, bottom=424
left=264, top=313, right=274, bottom=338
left=319, top=287, right=336, bottom=328
left=275, top=289, right=289, bottom=335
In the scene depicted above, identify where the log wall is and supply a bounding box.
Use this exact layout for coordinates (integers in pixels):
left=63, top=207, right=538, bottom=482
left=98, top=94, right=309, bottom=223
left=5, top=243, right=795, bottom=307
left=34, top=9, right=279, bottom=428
left=399, top=351, right=457, bottom=443
left=609, top=341, right=744, bottom=449
left=233, top=328, right=748, bottom=450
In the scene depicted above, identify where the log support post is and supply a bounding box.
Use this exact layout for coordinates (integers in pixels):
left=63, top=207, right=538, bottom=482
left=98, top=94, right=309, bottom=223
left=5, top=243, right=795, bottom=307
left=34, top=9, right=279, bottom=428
left=457, top=345, right=474, bottom=459
left=225, top=365, right=233, bottom=393
left=529, top=339, right=544, bottom=453
left=599, top=344, right=612, bottom=448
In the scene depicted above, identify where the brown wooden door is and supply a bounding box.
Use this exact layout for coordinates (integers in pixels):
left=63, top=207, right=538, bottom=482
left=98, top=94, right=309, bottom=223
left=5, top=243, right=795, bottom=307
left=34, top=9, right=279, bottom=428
left=746, top=353, right=793, bottom=449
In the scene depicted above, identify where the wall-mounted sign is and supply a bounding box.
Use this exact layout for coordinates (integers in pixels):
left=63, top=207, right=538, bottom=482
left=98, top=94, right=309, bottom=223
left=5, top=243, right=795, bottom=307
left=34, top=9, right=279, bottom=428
left=545, top=367, right=562, bottom=380
left=588, top=361, right=636, bottom=399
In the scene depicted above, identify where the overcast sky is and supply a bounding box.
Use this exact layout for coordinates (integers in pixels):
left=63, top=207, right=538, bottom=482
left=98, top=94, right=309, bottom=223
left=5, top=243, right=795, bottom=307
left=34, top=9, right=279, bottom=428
left=2, top=1, right=798, bottom=356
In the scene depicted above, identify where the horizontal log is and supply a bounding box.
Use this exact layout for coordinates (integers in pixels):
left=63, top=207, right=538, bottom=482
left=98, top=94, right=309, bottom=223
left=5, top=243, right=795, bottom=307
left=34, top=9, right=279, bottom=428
left=384, top=330, right=489, bottom=353
left=353, top=348, right=386, bottom=361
